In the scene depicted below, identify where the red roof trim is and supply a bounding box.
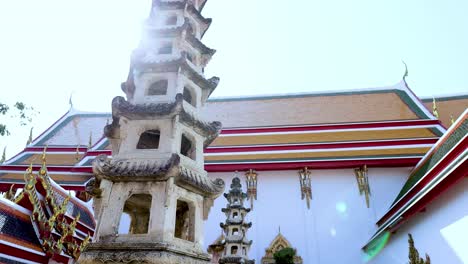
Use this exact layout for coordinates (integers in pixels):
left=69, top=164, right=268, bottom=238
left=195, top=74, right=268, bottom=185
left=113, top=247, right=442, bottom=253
left=220, top=119, right=442, bottom=135
left=0, top=242, right=47, bottom=263
left=204, top=157, right=420, bottom=172
left=205, top=138, right=437, bottom=153
left=376, top=137, right=467, bottom=226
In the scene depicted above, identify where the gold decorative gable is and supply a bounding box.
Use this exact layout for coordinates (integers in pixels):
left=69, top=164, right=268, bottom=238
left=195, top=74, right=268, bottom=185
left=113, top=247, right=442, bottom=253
left=261, top=233, right=303, bottom=264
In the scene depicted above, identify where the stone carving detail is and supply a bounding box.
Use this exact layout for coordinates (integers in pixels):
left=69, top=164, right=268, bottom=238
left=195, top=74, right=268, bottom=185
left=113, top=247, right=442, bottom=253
left=261, top=233, right=303, bottom=264
left=245, top=169, right=257, bottom=209
left=354, top=165, right=371, bottom=208
left=93, top=154, right=180, bottom=178
left=298, top=167, right=312, bottom=209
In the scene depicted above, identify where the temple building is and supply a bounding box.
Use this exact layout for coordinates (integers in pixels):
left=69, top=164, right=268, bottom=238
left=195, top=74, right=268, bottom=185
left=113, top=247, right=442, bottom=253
left=0, top=0, right=468, bottom=263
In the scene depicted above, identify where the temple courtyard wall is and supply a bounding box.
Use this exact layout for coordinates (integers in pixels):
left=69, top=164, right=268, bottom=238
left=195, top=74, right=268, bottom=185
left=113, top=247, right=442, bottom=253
left=204, top=168, right=411, bottom=264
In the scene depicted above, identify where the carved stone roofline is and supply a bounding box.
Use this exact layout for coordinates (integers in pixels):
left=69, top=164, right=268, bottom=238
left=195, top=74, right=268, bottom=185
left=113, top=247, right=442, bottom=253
left=152, top=0, right=212, bottom=37
left=92, top=154, right=225, bottom=197
left=131, top=53, right=220, bottom=98
left=221, top=205, right=251, bottom=213
left=107, top=94, right=222, bottom=147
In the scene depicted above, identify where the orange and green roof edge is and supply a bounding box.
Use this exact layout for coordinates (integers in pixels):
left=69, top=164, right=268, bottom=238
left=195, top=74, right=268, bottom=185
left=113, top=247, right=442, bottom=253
left=1, top=81, right=466, bottom=192
left=363, top=109, right=468, bottom=255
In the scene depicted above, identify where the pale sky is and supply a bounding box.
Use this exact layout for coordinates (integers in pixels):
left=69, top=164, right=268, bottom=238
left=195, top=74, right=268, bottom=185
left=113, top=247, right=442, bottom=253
left=1, top=0, right=467, bottom=156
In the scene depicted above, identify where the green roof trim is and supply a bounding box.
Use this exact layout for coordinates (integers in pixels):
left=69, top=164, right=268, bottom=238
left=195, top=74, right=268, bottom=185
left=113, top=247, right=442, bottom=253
left=392, top=118, right=468, bottom=204
left=421, top=94, right=468, bottom=102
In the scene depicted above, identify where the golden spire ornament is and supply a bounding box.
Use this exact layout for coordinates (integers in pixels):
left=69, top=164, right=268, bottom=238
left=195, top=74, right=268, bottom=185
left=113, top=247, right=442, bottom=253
left=450, top=115, right=455, bottom=125
left=432, top=97, right=439, bottom=119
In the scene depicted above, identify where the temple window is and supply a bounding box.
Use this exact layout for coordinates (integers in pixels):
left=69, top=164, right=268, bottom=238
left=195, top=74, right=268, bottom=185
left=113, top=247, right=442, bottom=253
left=232, top=228, right=239, bottom=236
left=186, top=53, right=195, bottom=64
left=136, top=130, right=160, bottom=149
left=147, top=80, right=168, bottom=95
left=183, top=86, right=196, bottom=107
left=158, top=42, right=172, bottom=55
left=231, top=246, right=238, bottom=255
left=119, top=194, right=152, bottom=234
left=180, top=134, right=195, bottom=160
left=174, top=200, right=194, bottom=242
left=232, top=211, right=238, bottom=218
left=165, top=15, right=177, bottom=26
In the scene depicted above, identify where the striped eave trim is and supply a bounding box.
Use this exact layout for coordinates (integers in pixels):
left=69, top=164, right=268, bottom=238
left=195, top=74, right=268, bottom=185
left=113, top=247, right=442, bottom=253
left=363, top=109, right=468, bottom=252
left=0, top=198, right=48, bottom=264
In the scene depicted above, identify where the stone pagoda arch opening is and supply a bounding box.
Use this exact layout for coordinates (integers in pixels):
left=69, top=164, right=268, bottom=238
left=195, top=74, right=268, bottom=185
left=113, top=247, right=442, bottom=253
left=231, top=245, right=238, bottom=255
left=147, top=79, right=168, bottom=96
left=232, top=228, right=239, bottom=236
left=165, top=15, right=177, bottom=25
left=136, top=129, right=160, bottom=149
left=158, top=42, right=173, bottom=54
left=119, top=194, right=152, bottom=235
left=174, top=199, right=195, bottom=242
left=180, top=134, right=196, bottom=160
left=183, top=86, right=196, bottom=107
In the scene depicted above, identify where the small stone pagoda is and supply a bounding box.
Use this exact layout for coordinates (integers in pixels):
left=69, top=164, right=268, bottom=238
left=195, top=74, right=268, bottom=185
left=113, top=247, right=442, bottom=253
left=219, top=177, right=254, bottom=264
left=78, top=0, right=224, bottom=263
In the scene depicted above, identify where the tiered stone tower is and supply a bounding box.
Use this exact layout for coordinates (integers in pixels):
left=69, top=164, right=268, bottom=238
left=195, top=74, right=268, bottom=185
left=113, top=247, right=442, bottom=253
left=79, top=0, right=225, bottom=263
left=219, top=177, right=254, bottom=264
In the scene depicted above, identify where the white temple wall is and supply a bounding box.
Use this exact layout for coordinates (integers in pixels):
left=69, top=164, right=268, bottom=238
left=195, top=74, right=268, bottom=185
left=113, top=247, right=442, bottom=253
left=369, top=178, right=468, bottom=264
left=206, top=167, right=410, bottom=264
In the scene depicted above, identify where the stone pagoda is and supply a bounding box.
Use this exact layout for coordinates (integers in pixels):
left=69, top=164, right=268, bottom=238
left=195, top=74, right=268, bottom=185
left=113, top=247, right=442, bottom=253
left=219, top=177, right=255, bottom=264
left=78, top=0, right=225, bottom=263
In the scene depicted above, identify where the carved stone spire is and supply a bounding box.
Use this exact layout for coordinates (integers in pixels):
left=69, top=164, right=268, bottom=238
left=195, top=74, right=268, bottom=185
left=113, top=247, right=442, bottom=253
left=79, top=1, right=223, bottom=263
left=219, top=177, right=254, bottom=264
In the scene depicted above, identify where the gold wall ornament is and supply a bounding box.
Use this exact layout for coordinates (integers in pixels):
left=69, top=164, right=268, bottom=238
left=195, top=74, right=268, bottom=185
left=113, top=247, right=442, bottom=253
left=354, top=165, right=371, bottom=208
left=245, top=169, right=258, bottom=209
left=298, top=167, right=312, bottom=209
left=432, top=97, right=439, bottom=119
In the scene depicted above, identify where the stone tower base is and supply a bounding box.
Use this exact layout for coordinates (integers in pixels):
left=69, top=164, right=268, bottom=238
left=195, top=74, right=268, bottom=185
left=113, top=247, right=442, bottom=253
left=78, top=242, right=211, bottom=264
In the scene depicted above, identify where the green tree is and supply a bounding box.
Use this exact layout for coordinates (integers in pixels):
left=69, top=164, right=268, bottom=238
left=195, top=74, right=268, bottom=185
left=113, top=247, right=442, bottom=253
left=0, top=102, right=36, bottom=137
left=273, top=247, right=295, bottom=264
left=408, top=234, right=431, bottom=264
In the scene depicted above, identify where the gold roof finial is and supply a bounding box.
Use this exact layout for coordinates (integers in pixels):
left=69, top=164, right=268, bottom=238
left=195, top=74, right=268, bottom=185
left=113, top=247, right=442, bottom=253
left=0, top=146, right=6, bottom=164
left=88, top=131, right=93, bottom=149
left=41, top=145, right=48, bottom=164
left=26, top=127, right=33, bottom=146
left=402, top=60, right=409, bottom=81
left=75, top=145, right=81, bottom=162
left=450, top=115, right=455, bottom=125
left=432, top=97, right=439, bottom=119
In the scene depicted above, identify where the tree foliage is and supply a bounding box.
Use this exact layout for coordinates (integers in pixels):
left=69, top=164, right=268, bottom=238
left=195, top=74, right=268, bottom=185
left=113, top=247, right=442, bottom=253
left=0, top=102, right=36, bottom=137
left=273, top=247, right=296, bottom=264
left=408, top=234, right=431, bottom=264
